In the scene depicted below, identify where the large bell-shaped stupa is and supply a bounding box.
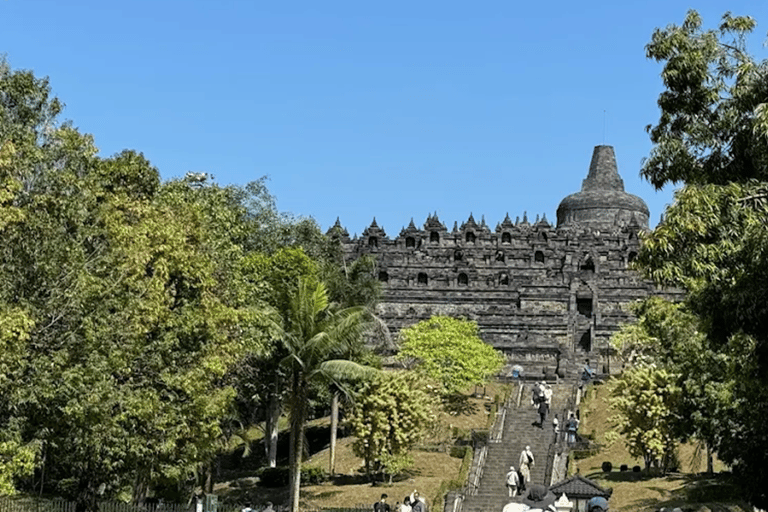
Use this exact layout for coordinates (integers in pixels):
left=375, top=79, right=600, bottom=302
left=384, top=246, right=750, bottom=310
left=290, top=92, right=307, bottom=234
left=556, top=145, right=649, bottom=230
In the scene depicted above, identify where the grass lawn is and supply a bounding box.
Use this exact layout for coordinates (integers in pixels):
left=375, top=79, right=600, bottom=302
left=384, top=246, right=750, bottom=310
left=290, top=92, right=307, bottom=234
left=215, top=382, right=509, bottom=510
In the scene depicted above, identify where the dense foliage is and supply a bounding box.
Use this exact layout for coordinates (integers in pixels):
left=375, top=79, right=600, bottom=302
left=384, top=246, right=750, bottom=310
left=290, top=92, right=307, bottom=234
left=349, top=371, right=435, bottom=481
left=398, top=316, right=504, bottom=394
left=606, top=359, right=682, bottom=472
left=626, top=10, right=768, bottom=506
left=0, top=57, right=380, bottom=511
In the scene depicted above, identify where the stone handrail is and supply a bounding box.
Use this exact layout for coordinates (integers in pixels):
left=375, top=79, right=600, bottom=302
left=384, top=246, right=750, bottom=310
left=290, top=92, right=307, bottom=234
left=465, top=444, right=487, bottom=496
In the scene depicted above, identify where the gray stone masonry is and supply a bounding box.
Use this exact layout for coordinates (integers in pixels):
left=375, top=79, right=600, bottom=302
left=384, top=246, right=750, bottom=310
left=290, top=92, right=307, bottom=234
left=330, top=146, right=682, bottom=374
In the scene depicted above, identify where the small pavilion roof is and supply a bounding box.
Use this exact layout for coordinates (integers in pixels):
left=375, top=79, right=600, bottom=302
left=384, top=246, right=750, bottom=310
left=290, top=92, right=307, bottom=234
left=549, top=474, right=612, bottom=499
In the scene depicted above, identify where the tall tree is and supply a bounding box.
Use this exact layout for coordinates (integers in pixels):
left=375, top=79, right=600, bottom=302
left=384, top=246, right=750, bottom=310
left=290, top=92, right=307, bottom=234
left=610, top=298, right=724, bottom=473
left=277, top=279, right=374, bottom=512
left=349, top=371, right=435, bottom=482
left=607, top=364, right=681, bottom=472
left=637, top=10, right=768, bottom=506
left=237, top=247, right=319, bottom=468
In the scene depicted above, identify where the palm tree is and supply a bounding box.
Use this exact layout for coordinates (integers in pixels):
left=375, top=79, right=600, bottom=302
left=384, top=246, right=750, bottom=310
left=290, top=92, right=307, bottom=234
left=279, top=279, right=375, bottom=512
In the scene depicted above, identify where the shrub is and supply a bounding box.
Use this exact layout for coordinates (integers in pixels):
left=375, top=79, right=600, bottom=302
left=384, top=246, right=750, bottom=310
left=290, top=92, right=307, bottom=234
left=450, top=446, right=471, bottom=458
left=257, top=466, right=327, bottom=487
left=302, top=466, right=327, bottom=485
left=619, top=464, right=628, bottom=472
left=601, top=461, right=613, bottom=473
left=471, top=430, right=489, bottom=444
left=572, top=448, right=599, bottom=460
left=432, top=478, right=465, bottom=512
left=258, top=467, right=288, bottom=487
left=633, top=465, right=642, bottom=473
left=485, top=402, right=498, bottom=429
left=459, top=447, right=473, bottom=478
left=452, top=427, right=472, bottom=443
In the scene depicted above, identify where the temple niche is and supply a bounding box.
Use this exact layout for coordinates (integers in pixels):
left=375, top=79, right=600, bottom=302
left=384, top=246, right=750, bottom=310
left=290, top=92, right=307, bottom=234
left=331, top=146, right=680, bottom=376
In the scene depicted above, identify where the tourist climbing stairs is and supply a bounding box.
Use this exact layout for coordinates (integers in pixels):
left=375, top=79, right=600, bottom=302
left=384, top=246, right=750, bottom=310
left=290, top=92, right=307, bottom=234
left=461, top=382, right=572, bottom=512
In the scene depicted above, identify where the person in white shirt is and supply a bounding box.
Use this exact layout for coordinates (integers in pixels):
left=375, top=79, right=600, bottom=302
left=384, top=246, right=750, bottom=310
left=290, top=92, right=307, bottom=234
left=505, top=465, right=520, bottom=497
left=519, top=446, right=534, bottom=484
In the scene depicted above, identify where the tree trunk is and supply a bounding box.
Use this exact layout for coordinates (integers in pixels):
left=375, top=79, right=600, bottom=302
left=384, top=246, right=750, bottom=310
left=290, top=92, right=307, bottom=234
left=132, top=474, right=149, bottom=504
left=206, top=461, right=213, bottom=494
left=289, top=375, right=307, bottom=512
left=266, top=391, right=281, bottom=468
left=707, top=444, right=714, bottom=474
left=329, top=390, right=339, bottom=475
left=38, top=444, right=46, bottom=497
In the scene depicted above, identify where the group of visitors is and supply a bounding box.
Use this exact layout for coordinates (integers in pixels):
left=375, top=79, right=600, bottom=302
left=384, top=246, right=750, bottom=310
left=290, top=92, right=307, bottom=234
left=497, top=362, right=602, bottom=511
left=374, top=491, right=427, bottom=512
left=505, top=446, right=535, bottom=497
left=530, top=381, right=553, bottom=428
left=501, top=485, right=609, bottom=512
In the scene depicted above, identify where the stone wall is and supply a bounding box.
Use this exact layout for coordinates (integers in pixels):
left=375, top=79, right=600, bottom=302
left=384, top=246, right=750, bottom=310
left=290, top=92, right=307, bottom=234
left=331, top=213, right=678, bottom=377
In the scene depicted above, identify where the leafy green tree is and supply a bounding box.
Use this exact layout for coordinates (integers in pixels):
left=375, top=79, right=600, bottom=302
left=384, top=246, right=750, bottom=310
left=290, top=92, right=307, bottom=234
left=277, top=279, right=375, bottom=512
left=636, top=10, right=768, bottom=505
left=607, top=364, right=681, bottom=472
left=0, top=59, right=272, bottom=506
left=642, top=11, right=768, bottom=189
left=234, top=247, right=318, bottom=468
left=609, top=298, right=721, bottom=473
left=17, top=162, right=267, bottom=507
left=0, top=308, right=37, bottom=494
left=0, top=56, right=62, bottom=182
left=398, top=316, right=504, bottom=394
left=323, top=254, right=380, bottom=309
left=611, top=298, right=703, bottom=366
left=349, top=371, right=435, bottom=482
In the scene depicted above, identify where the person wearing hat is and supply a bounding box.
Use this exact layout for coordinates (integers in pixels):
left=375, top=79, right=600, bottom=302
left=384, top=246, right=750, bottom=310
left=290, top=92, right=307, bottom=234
left=522, top=484, right=557, bottom=511
left=505, top=465, right=520, bottom=497
left=587, top=497, right=609, bottom=511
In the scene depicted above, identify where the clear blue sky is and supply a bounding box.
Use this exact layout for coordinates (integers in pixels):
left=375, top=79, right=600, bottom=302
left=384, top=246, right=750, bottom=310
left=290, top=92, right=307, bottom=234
left=2, top=0, right=765, bottom=235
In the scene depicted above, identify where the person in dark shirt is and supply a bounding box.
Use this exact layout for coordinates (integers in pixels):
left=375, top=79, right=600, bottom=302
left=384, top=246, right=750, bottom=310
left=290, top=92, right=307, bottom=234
left=373, top=494, right=390, bottom=512
left=581, top=359, right=595, bottom=389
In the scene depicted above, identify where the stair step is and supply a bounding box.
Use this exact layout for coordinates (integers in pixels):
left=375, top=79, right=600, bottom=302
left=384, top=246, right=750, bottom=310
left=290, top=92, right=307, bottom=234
left=462, top=384, right=574, bottom=512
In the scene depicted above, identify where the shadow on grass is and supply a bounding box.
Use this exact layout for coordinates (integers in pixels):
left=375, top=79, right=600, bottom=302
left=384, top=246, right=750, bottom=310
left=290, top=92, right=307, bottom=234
left=683, top=474, right=742, bottom=503
left=308, top=489, right=344, bottom=499
left=218, top=481, right=288, bottom=508
left=331, top=474, right=371, bottom=486
left=442, top=394, right=479, bottom=415
left=585, top=470, right=660, bottom=483
left=587, top=472, right=752, bottom=512
left=332, top=467, right=420, bottom=487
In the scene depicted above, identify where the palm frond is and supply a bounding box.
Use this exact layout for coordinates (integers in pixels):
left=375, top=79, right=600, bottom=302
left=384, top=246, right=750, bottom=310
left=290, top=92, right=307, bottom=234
left=317, top=359, right=378, bottom=381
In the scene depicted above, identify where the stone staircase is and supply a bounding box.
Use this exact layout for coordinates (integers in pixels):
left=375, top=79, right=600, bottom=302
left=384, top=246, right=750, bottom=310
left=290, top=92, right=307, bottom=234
left=461, top=383, right=573, bottom=512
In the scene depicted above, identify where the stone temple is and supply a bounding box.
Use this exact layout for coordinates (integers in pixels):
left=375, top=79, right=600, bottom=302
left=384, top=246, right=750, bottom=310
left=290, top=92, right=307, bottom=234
left=328, top=145, right=679, bottom=376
